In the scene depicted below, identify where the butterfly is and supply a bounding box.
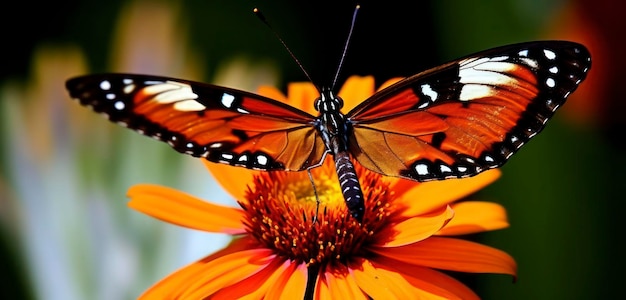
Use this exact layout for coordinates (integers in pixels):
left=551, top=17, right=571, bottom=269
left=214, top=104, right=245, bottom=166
left=66, top=40, right=591, bottom=222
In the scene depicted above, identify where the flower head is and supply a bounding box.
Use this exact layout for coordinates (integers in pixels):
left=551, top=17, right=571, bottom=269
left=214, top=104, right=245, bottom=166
left=128, top=76, right=517, bottom=299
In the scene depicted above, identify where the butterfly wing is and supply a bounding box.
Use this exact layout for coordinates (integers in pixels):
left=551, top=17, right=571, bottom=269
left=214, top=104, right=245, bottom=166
left=347, top=41, right=591, bottom=181
left=66, top=74, right=326, bottom=171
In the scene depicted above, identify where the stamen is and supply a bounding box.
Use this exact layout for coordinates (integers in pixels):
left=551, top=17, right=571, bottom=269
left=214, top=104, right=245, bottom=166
left=239, top=160, right=399, bottom=265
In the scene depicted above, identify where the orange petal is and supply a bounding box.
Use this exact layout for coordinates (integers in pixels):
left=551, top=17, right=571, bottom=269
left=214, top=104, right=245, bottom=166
left=377, top=77, right=404, bottom=91
left=280, top=264, right=309, bottom=300
left=371, top=236, right=517, bottom=276
left=437, top=201, right=509, bottom=235
left=374, top=206, right=454, bottom=247
left=350, top=258, right=408, bottom=299
left=212, top=258, right=295, bottom=300
left=287, top=81, right=320, bottom=114
left=316, top=264, right=367, bottom=300
left=338, top=76, right=375, bottom=112
left=184, top=249, right=280, bottom=299
left=393, top=169, right=501, bottom=216
left=203, top=159, right=260, bottom=201
left=139, top=237, right=266, bottom=299
left=257, top=85, right=288, bottom=103
left=127, top=184, right=245, bottom=234
left=265, top=261, right=306, bottom=300
left=370, top=257, right=480, bottom=300
left=353, top=258, right=477, bottom=299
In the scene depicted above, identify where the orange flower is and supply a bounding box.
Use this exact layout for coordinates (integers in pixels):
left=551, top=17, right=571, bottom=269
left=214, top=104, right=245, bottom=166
left=128, top=76, right=517, bottom=299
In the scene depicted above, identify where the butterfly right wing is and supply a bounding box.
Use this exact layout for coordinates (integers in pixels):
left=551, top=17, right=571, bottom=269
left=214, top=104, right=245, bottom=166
left=346, top=41, right=591, bottom=181
left=66, top=73, right=327, bottom=171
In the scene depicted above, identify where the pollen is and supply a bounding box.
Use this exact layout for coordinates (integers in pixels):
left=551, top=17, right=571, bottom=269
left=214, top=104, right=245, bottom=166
left=238, top=161, right=397, bottom=266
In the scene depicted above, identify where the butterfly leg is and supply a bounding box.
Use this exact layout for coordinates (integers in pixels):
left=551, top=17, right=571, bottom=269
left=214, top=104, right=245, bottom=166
left=307, top=168, right=321, bottom=224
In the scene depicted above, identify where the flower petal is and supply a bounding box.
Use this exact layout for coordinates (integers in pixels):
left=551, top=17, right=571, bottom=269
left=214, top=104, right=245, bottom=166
left=139, top=237, right=267, bottom=299
left=377, top=77, right=404, bottom=91
left=203, top=159, right=260, bottom=201
left=128, top=184, right=245, bottom=234
left=266, top=262, right=306, bottom=300
left=337, top=76, right=375, bottom=111
left=392, top=169, right=501, bottom=216
left=287, top=81, right=320, bottom=114
left=183, top=248, right=282, bottom=299
left=353, top=257, right=478, bottom=299
left=351, top=258, right=409, bottom=299
left=437, top=201, right=509, bottom=235
left=374, top=206, right=454, bottom=247
left=281, top=264, right=309, bottom=300
left=317, top=264, right=367, bottom=300
left=257, top=85, right=289, bottom=103
left=370, top=257, right=480, bottom=300
left=212, top=258, right=295, bottom=300
left=371, top=236, right=517, bottom=276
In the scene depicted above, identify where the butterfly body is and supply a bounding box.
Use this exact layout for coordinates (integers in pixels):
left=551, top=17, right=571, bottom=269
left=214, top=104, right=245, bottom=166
left=66, top=41, right=591, bottom=222
left=314, top=88, right=365, bottom=220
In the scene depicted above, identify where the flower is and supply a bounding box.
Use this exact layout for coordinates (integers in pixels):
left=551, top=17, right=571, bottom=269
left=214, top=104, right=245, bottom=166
left=128, top=76, right=517, bottom=299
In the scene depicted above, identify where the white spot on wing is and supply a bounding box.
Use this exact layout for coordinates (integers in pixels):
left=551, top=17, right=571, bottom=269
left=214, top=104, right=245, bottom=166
left=549, top=66, right=559, bottom=74
left=459, top=67, right=513, bottom=85
left=143, top=81, right=199, bottom=106
left=489, top=55, right=509, bottom=62
left=518, top=49, right=529, bottom=57
left=256, top=155, right=268, bottom=166
left=173, top=99, right=206, bottom=111
left=142, top=81, right=168, bottom=93
left=519, top=58, right=539, bottom=69
left=459, top=84, right=494, bottom=101
left=100, top=80, right=111, bottom=90
left=415, top=163, right=429, bottom=176
left=123, top=84, right=135, bottom=94
left=114, top=101, right=125, bottom=110
left=543, top=49, right=557, bottom=60
left=106, top=93, right=116, bottom=100
left=154, top=83, right=198, bottom=103
left=546, top=78, right=556, bottom=88
left=221, top=93, right=235, bottom=108
left=420, top=84, right=438, bottom=101
left=473, top=61, right=516, bottom=73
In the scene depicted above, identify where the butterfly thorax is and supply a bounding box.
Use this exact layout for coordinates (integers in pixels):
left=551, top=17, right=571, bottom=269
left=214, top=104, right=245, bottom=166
left=314, top=89, right=349, bottom=154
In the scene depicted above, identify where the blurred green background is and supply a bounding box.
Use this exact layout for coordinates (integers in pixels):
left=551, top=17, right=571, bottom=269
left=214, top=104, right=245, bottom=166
left=1, top=0, right=624, bottom=299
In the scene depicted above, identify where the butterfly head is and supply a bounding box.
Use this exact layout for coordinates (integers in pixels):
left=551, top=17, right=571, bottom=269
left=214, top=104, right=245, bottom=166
left=314, top=87, right=344, bottom=113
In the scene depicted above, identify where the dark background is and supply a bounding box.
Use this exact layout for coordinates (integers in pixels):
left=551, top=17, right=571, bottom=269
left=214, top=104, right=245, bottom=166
left=2, top=0, right=624, bottom=299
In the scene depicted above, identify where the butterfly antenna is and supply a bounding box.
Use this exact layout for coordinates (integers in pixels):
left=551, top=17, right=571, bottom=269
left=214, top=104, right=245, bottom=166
left=331, top=4, right=360, bottom=90
left=254, top=8, right=319, bottom=92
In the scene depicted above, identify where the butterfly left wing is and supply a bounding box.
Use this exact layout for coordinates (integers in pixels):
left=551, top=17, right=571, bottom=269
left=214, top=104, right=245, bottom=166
left=347, top=41, right=591, bottom=181
left=66, top=74, right=327, bottom=171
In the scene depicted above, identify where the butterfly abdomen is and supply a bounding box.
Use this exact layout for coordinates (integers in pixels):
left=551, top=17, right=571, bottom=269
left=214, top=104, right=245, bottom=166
left=334, top=151, right=365, bottom=221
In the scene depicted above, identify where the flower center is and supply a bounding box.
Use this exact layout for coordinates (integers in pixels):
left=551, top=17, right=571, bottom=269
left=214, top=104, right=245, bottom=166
left=239, top=160, right=396, bottom=266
